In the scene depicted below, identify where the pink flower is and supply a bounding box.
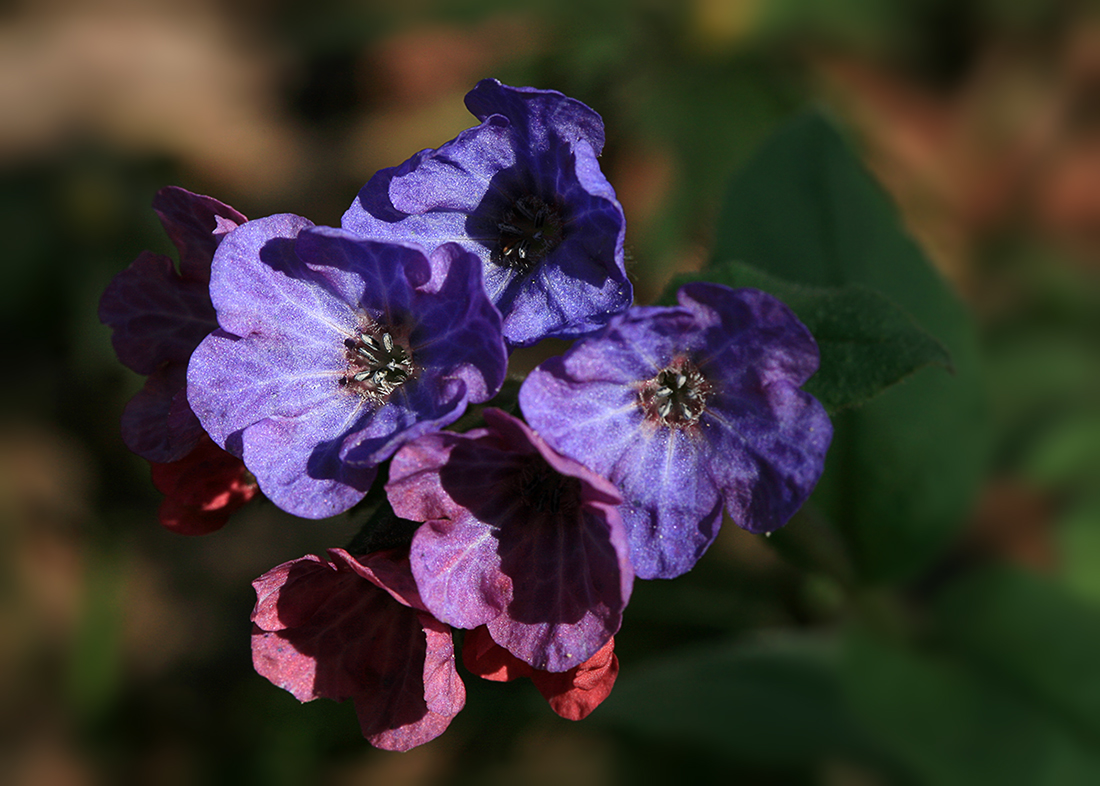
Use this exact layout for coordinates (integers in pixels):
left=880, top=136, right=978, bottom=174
left=150, top=434, right=259, bottom=535
left=251, top=549, right=465, bottom=751
left=462, top=625, right=618, bottom=721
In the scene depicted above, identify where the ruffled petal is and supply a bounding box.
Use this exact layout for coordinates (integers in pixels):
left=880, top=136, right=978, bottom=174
left=250, top=549, right=465, bottom=752
left=389, top=409, right=632, bottom=672
left=521, top=284, right=833, bottom=578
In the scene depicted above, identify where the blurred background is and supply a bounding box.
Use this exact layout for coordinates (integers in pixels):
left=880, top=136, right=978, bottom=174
left=2, top=0, right=1100, bottom=783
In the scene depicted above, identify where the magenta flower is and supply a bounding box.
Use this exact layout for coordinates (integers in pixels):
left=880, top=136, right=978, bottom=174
left=386, top=408, right=633, bottom=673
left=520, top=283, right=833, bottom=579
left=98, top=186, right=246, bottom=462
left=100, top=187, right=258, bottom=534
left=251, top=548, right=465, bottom=751
left=187, top=215, right=508, bottom=518
left=342, top=79, right=631, bottom=347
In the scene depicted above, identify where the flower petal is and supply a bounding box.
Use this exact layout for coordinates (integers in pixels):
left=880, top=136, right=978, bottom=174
left=390, top=410, right=632, bottom=672
left=250, top=549, right=464, bottom=752
left=521, top=284, right=833, bottom=578
left=121, top=365, right=205, bottom=463
left=152, top=186, right=246, bottom=282
left=98, top=251, right=217, bottom=375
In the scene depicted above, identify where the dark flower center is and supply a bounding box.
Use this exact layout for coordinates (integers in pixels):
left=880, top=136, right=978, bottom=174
left=339, top=327, right=414, bottom=403
left=637, top=357, right=712, bottom=428
left=495, top=195, right=563, bottom=274
left=515, top=458, right=580, bottom=518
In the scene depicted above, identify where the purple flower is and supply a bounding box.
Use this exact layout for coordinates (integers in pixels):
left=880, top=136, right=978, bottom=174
left=186, top=215, right=507, bottom=519
left=251, top=549, right=465, bottom=751
left=98, top=187, right=246, bottom=462
left=519, top=283, right=833, bottom=580
left=342, top=78, right=632, bottom=347
left=385, top=409, right=633, bottom=672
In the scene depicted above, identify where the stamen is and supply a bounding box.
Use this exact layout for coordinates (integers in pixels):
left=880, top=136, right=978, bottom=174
left=495, top=195, right=563, bottom=274
left=341, top=325, right=415, bottom=403
left=637, top=357, right=711, bottom=428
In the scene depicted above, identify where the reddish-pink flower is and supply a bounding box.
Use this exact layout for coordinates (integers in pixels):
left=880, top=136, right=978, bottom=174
left=251, top=548, right=465, bottom=751
left=462, top=625, right=618, bottom=721
left=150, top=434, right=259, bottom=535
left=99, top=187, right=260, bottom=534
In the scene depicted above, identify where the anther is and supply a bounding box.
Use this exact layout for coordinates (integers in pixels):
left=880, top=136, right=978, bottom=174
left=639, top=357, right=711, bottom=428
left=495, top=195, right=563, bottom=273
left=342, top=327, right=415, bottom=402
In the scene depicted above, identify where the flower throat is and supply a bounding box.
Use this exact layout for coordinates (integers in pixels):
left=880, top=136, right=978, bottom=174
left=637, top=357, right=711, bottom=428
left=495, top=195, right=563, bottom=274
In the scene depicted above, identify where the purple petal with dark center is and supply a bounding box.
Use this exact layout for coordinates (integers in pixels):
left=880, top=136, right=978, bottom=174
left=190, top=215, right=505, bottom=517
left=387, top=409, right=632, bottom=672
left=342, top=81, right=630, bottom=348
left=520, top=283, right=833, bottom=579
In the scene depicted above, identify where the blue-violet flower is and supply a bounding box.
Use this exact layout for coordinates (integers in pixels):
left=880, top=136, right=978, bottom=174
left=519, top=283, right=833, bottom=579
left=386, top=408, right=633, bottom=672
left=342, top=78, right=632, bottom=347
left=187, top=215, right=507, bottom=518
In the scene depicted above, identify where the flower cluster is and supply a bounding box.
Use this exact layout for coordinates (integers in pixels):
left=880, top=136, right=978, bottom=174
left=100, top=79, right=832, bottom=750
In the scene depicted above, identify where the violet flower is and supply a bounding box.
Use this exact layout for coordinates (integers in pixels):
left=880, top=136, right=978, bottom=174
left=251, top=549, right=465, bottom=751
left=187, top=215, right=507, bottom=519
left=519, top=283, right=833, bottom=580
left=386, top=408, right=633, bottom=672
left=99, top=186, right=246, bottom=462
left=342, top=78, right=632, bottom=347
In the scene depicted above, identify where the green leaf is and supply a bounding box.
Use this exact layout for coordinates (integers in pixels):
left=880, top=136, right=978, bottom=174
left=663, top=260, right=953, bottom=414
left=1057, top=496, right=1100, bottom=606
left=845, top=568, right=1100, bottom=785
left=844, top=629, right=1100, bottom=786
left=935, top=566, right=1100, bottom=742
left=1023, top=413, right=1100, bottom=488
left=709, top=109, right=988, bottom=582
left=598, top=633, right=878, bottom=767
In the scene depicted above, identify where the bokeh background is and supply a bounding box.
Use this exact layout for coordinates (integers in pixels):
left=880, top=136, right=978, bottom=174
left=3, top=0, right=1100, bottom=784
